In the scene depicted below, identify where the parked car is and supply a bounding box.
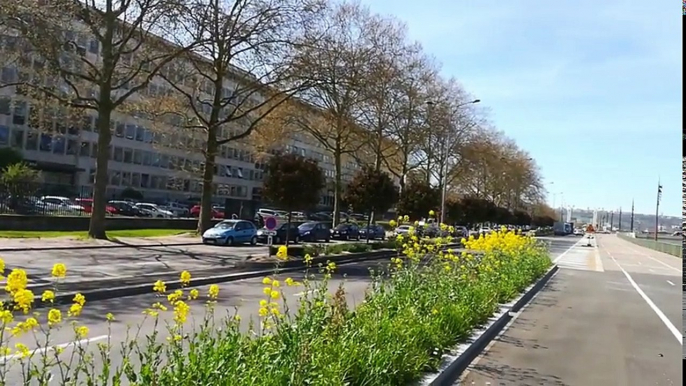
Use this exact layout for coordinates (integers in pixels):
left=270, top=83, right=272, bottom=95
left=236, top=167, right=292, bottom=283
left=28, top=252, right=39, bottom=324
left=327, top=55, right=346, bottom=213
left=256, top=222, right=303, bottom=244
left=309, top=212, right=332, bottom=221
left=135, top=203, right=174, bottom=218
left=359, top=224, right=386, bottom=240
left=451, top=225, right=469, bottom=238
left=202, top=220, right=257, bottom=246
left=161, top=202, right=190, bottom=217
left=393, top=225, right=413, bottom=237
left=190, top=205, right=224, bottom=219
left=39, top=196, right=85, bottom=213
left=108, top=200, right=148, bottom=217
left=298, top=221, right=331, bottom=242
left=573, top=228, right=584, bottom=236
left=331, top=223, right=360, bottom=240
left=74, top=198, right=117, bottom=215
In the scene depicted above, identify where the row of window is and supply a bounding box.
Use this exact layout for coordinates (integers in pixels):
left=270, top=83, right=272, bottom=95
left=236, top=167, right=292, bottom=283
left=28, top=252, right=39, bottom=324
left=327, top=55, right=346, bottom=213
left=90, top=169, right=250, bottom=198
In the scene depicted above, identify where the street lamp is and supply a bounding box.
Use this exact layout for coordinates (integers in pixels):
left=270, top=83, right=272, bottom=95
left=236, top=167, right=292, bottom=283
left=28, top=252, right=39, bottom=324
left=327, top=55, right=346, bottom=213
left=429, top=99, right=481, bottom=224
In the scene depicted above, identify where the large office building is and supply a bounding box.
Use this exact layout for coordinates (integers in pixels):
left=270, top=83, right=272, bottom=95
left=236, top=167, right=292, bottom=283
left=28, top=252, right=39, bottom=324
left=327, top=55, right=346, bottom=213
left=0, top=30, right=365, bottom=215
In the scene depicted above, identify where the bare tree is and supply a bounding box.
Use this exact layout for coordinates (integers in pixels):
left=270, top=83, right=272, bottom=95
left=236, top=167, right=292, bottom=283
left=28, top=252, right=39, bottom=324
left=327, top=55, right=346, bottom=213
left=0, top=0, right=198, bottom=238
left=288, top=1, right=383, bottom=226
left=139, top=0, right=322, bottom=232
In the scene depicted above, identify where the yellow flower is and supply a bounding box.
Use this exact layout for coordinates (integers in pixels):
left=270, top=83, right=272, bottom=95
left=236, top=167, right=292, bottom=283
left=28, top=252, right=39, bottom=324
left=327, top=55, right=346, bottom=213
left=389, top=219, right=397, bottom=228
left=73, top=293, right=86, bottom=306
left=75, top=325, right=89, bottom=339
left=284, top=277, right=295, bottom=286
left=24, top=317, right=38, bottom=330
left=276, top=245, right=288, bottom=260
left=208, top=284, right=220, bottom=299
left=403, top=215, right=409, bottom=222
left=51, top=263, right=67, bottom=278
left=234, top=314, right=241, bottom=321
left=0, top=310, right=13, bottom=324
left=13, top=289, right=34, bottom=314
left=167, top=290, right=183, bottom=304
left=188, top=288, right=199, bottom=300
left=153, top=280, right=166, bottom=293
left=271, top=307, right=281, bottom=317
left=167, top=334, right=182, bottom=342
left=41, top=290, right=55, bottom=303
left=5, top=269, right=28, bottom=294
left=143, top=309, right=159, bottom=317
left=106, top=313, right=114, bottom=322
left=271, top=280, right=280, bottom=288
left=303, top=254, right=313, bottom=265
left=173, top=300, right=190, bottom=324
left=269, top=289, right=280, bottom=299
left=180, top=270, right=191, bottom=286
left=428, top=210, right=435, bottom=217
left=258, top=307, right=268, bottom=317
left=14, top=343, right=30, bottom=359
left=47, top=309, right=62, bottom=326
left=262, top=277, right=272, bottom=285
left=326, top=261, right=336, bottom=272
left=259, top=299, right=268, bottom=307
left=0, top=346, right=10, bottom=356
left=152, top=302, right=168, bottom=311
left=0, top=258, right=5, bottom=276
left=68, top=303, right=83, bottom=317
left=262, top=286, right=272, bottom=295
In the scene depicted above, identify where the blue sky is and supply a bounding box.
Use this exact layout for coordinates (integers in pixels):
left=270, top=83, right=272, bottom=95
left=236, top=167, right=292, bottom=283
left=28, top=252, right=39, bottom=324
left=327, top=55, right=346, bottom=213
left=361, top=0, right=682, bottom=216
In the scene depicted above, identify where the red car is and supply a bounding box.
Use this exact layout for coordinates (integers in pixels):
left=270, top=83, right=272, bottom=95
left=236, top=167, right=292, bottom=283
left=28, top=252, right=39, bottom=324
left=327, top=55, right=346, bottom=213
left=190, top=205, right=224, bottom=219
left=74, top=198, right=117, bottom=215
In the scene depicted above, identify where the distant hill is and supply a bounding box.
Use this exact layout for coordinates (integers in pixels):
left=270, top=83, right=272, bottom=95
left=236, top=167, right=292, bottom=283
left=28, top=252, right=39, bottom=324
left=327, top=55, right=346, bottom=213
left=566, top=208, right=681, bottom=230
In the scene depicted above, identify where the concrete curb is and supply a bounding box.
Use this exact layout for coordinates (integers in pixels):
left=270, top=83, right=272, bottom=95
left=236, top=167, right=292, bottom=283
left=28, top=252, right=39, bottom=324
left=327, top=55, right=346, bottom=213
left=23, top=243, right=461, bottom=310
left=0, top=241, right=203, bottom=252
left=421, top=264, right=560, bottom=386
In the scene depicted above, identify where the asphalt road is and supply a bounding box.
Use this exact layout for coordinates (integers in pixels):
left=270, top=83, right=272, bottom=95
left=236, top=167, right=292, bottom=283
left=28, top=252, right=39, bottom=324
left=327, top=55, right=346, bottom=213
left=0, top=238, right=375, bottom=289
left=1, top=236, right=578, bottom=385
left=459, top=234, right=682, bottom=385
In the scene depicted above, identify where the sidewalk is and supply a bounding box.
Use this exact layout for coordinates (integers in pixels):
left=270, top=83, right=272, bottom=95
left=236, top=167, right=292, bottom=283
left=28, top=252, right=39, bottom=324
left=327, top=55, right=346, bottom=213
left=0, top=234, right=203, bottom=251
left=459, top=234, right=681, bottom=385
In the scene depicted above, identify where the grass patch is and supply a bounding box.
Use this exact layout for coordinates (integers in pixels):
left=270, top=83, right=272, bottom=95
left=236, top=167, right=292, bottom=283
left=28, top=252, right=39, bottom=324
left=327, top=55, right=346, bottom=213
left=0, top=229, right=192, bottom=239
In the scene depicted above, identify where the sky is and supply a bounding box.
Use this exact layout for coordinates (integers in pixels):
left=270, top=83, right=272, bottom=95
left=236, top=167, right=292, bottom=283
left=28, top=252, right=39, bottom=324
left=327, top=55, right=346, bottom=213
left=360, top=0, right=682, bottom=217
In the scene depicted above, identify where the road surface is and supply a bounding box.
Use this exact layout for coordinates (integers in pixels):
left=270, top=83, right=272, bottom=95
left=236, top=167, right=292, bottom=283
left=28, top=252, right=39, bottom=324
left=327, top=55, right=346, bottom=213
left=1, top=236, right=577, bottom=384
left=459, top=234, right=682, bottom=385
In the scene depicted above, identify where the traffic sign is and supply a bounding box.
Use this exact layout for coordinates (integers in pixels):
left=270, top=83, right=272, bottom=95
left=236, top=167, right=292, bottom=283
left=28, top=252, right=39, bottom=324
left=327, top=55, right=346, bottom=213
left=265, top=216, right=277, bottom=231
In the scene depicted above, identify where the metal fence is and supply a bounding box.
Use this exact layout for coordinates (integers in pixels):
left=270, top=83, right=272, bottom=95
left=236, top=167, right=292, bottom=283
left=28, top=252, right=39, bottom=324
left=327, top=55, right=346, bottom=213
left=617, top=233, right=682, bottom=258
left=0, top=182, right=96, bottom=217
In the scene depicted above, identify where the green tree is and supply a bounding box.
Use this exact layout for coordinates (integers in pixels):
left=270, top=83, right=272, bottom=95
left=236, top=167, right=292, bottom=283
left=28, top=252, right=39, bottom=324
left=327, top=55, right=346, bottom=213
left=120, top=187, right=144, bottom=201
left=0, top=148, right=23, bottom=172
left=343, top=167, right=398, bottom=242
left=262, top=153, right=325, bottom=245
left=1, top=163, right=39, bottom=214
left=396, top=180, right=440, bottom=221
left=513, top=209, right=531, bottom=226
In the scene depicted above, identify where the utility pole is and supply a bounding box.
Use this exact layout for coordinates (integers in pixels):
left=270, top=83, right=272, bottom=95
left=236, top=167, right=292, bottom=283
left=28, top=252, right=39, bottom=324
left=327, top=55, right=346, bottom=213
left=630, top=199, right=634, bottom=233
left=655, top=180, right=662, bottom=242
left=610, top=211, right=614, bottom=231
left=618, top=207, right=622, bottom=231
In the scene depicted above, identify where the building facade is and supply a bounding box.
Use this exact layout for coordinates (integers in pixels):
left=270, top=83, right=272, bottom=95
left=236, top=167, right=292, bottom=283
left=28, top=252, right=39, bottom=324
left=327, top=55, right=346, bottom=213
left=0, top=31, right=364, bottom=213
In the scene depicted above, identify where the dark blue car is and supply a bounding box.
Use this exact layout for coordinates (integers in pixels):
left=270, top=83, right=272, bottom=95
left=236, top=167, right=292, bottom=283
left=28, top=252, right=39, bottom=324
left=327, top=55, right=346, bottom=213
left=359, top=224, right=386, bottom=240
left=298, top=221, right=331, bottom=242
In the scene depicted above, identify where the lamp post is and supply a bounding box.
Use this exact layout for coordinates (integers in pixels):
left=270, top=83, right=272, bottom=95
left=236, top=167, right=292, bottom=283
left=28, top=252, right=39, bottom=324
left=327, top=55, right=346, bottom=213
left=429, top=98, right=481, bottom=224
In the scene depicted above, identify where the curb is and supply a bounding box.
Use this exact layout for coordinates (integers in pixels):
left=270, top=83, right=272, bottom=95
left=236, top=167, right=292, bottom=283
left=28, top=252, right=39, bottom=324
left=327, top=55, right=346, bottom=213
left=422, top=264, right=559, bottom=386
left=23, top=243, right=462, bottom=310
left=0, top=241, right=203, bottom=252
left=25, top=249, right=406, bottom=309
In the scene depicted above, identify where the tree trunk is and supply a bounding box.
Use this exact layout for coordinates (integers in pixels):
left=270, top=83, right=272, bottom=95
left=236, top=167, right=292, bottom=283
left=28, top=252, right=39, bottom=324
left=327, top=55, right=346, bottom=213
left=365, top=209, right=372, bottom=244
left=332, top=151, right=342, bottom=227
left=285, top=212, right=292, bottom=246
left=88, top=108, right=112, bottom=239
left=197, top=134, right=217, bottom=234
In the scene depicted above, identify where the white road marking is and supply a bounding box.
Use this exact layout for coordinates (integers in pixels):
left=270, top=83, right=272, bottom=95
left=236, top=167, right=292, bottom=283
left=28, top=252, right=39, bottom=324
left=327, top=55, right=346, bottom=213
left=666, top=280, right=674, bottom=286
left=621, top=243, right=681, bottom=273
left=552, top=238, right=587, bottom=263
left=2, top=335, right=109, bottom=361
left=606, top=250, right=682, bottom=345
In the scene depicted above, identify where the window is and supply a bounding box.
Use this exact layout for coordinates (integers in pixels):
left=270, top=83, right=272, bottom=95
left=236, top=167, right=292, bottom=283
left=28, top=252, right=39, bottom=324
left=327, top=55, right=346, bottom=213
left=133, top=149, right=142, bottom=164
left=1, top=66, right=17, bottom=83
left=125, top=124, right=135, bottom=139
left=90, top=143, right=98, bottom=158
left=131, top=173, right=140, bottom=188
left=236, top=168, right=243, bottom=179
left=12, top=101, right=26, bottom=125
left=0, top=125, right=8, bottom=145
left=160, top=155, right=169, bottom=169
left=25, top=131, right=38, bottom=150
left=82, top=116, right=93, bottom=132
left=10, top=128, right=23, bottom=149
left=141, top=173, right=149, bottom=188
left=115, top=122, right=124, bottom=137
left=53, top=136, right=65, bottom=155
left=66, top=139, right=77, bottom=155
left=88, top=39, right=99, bottom=54
left=113, top=147, right=123, bottom=162
left=111, top=171, right=121, bottom=186
left=122, top=172, right=131, bottom=186
left=142, top=151, right=151, bottom=166
left=80, top=141, right=90, bottom=157
left=0, top=97, right=10, bottom=115
left=123, top=148, right=132, bottom=163
left=135, top=126, right=144, bottom=141
left=143, top=129, right=153, bottom=143
left=39, top=133, right=52, bottom=152
left=150, top=175, right=160, bottom=189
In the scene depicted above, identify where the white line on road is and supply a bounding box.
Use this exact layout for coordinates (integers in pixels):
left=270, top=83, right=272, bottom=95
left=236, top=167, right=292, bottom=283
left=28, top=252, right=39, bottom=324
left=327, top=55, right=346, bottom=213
left=2, top=335, right=109, bottom=361
left=606, top=250, right=682, bottom=345
left=666, top=280, right=674, bottom=286
left=622, top=243, right=681, bottom=273
left=553, top=238, right=587, bottom=263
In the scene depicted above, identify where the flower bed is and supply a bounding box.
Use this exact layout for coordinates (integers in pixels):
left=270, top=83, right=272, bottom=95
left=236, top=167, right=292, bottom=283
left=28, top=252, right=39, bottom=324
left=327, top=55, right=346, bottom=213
left=268, top=239, right=399, bottom=257
left=0, top=220, right=550, bottom=385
